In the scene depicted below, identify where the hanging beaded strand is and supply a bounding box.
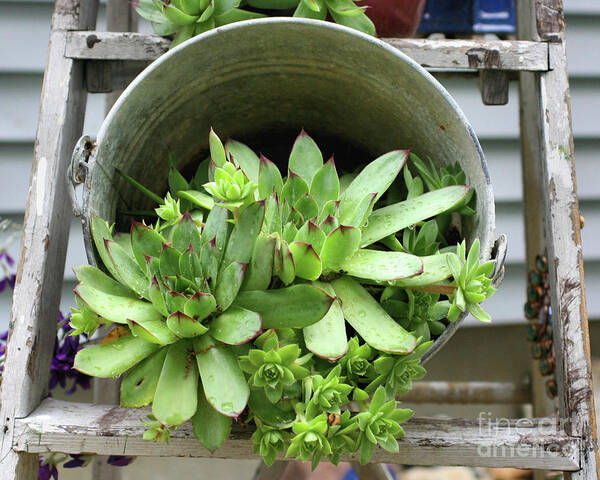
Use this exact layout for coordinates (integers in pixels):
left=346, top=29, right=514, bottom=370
left=525, top=254, right=557, bottom=399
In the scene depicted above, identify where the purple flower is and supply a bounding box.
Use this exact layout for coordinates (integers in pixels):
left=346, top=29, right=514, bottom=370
left=107, top=455, right=135, bottom=467
left=38, top=459, right=58, bottom=480
left=63, top=455, right=87, bottom=469
left=0, top=252, right=15, bottom=267
left=48, top=318, right=91, bottom=395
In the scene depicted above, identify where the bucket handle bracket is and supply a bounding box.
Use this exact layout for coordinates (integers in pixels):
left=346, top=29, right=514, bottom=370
left=68, top=135, right=95, bottom=218
left=490, top=234, right=507, bottom=288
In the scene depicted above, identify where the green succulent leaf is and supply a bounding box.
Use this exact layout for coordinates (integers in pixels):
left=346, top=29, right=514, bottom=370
left=224, top=139, right=260, bottom=184
left=310, top=157, right=339, bottom=209
left=339, top=249, right=423, bottom=282
left=288, top=130, right=323, bottom=186
left=182, top=292, right=216, bottom=320
left=329, top=8, right=375, bottom=35
left=338, top=150, right=407, bottom=225
left=242, top=234, right=276, bottom=291
left=303, top=281, right=347, bottom=361
left=201, top=204, right=229, bottom=262
left=74, top=334, right=159, bottom=378
left=289, top=242, right=322, bottom=281
left=320, top=225, right=361, bottom=271
left=121, top=348, right=168, bottom=408
left=293, top=0, right=327, bottom=22
left=172, top=211, right=203, bottom=252
left=163, top=3, right=198, bottom=24
left=178, top=190, right=215, bottom=211
left=222, top=200, right=265, bottom=266
left=233, top=284, right=334, bottom=329
left=166, top=311, right=209, bottom=338
left=194, top=335, right=250, bottom=416
left=278, top=239, right=296, bottom=285
left=258, top=155, right=284, bottom=200
left=249, top=388, right=296, bottom=428
left=213, top=8, right=266, bottom=26
left=91, top=216, right=129, bottom=286
left=136, top=0, right=171, bottom=23
left=361, top=186, right=471, bottom=246
left=74, top=265, right=137, bottom=299
left=104, top=239, right=149, bottom=298
left=331, top=276, right=416, bottom=354
left=153, top=21, right=180, bottom=36
left=114, top=168, right=163, bottom=204
left=294, top=194, right=319, bottom=222
left=128, top=316, right=179, bottom=345
left=294, top=221, right=326, bottom=254
left=209, top=306, right=261, bottom=345
left=281, top=171, right=309, bottom=208
left=130, top=221, right=166, bottom=270
left=159, top=243, right=182, bottom=278
left=153, top=339, right=199, bottom=426
left=75, top=282, right=162, bottom=327
left=393, top=253, right=454, bottom=288
left=215, top=261, right=247, bottom=311
left=192, top=385, right=233, bottom=452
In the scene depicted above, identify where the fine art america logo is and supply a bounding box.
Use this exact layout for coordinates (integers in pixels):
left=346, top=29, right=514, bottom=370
left=476, top=412, right=577, bottom=459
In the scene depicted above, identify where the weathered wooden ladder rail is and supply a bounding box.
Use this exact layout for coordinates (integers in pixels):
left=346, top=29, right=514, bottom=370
left=0, top=0, right=597, bottom=479
left=66, top=31, right=549, bottom=105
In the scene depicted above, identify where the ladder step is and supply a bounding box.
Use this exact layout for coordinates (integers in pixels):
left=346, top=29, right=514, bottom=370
left=13, top=398, right=578, bottom=470
left=64, top=31, right=549, bottom=72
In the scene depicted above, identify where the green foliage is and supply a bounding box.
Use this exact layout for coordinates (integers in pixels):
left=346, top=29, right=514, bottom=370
left=252, top=420, right=290, bottom=466
left=447, top=239, right=496, bottom=323
left=240, top=331, right=308, bottom=402
left=355, top=386, right=413, bottom=464
left=366, top=341, right=431, bottom=398
left=73, top=128, right=496, bottom=467
left=287, top=414, right=332, bottom=470
left=134, top=0, right=374, bottom=50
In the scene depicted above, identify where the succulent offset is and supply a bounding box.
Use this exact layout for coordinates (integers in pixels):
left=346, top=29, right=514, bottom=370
left=134, top=0, right=375, bottom=48
left=72, top=129, right=496, bottom=467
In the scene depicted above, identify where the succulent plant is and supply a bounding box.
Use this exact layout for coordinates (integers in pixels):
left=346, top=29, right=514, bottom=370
left=355, top=386, right=413, bottom=464
left=134, top=0, right=266, bottom=47
left=134, top=0, right=375, bottom=48
left=447, top=239, right=495, bottom=323
left=286, top=413, right=332, bottom=469
left=73, top=128, right=496, bottom=467
left=72, top=168, right=335, bottom=445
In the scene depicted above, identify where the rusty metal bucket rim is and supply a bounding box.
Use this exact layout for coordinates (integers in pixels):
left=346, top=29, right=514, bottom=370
left=84, top=17, right=498, bottom=364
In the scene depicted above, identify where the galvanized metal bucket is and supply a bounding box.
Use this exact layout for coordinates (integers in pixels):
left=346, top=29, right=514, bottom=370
left=71, top=18, right=505, bottom=363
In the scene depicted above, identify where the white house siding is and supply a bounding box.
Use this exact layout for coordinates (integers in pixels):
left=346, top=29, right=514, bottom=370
left=0, top=0, right=598, bottom=328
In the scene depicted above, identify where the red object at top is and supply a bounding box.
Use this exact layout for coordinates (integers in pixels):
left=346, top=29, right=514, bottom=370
left=358, top=0, right=427, bottom=37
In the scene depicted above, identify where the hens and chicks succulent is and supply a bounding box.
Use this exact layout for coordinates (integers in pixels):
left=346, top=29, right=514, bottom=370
left=72, top=129, right=495, bottom=467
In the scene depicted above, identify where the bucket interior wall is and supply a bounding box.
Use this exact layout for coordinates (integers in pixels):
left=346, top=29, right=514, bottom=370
left=88, top=19, right=493, bottom=256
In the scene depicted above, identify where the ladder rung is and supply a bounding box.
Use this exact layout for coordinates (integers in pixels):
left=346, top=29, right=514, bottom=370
left=64, top=31, right=549, bottom=72
left=401, top=381, right=531, bottom=404
left=13, top=398, right=579, bottom=470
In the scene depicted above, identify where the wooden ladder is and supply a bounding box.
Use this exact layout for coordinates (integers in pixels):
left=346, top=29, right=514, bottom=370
left=0, top=0, right=597, bottom=478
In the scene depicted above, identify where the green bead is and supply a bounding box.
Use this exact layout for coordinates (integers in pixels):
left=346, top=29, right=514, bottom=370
left=524, top=302, right=539, bottom=319
left=540, top=358, right=554, bottom=375
left=531, top=343, right=542, bottom=359
left=526, top=323, right=541, bottom=341
left=530, top=270, right=542, bottom=286
left=527, top=285, right=540, bottom=303
left=545, top=378, right=558, bottom=398
left=535, top=255, right=548, bottom=273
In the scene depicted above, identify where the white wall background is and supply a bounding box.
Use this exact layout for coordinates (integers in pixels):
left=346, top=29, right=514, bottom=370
left=0, top=0, right=598, bottom=328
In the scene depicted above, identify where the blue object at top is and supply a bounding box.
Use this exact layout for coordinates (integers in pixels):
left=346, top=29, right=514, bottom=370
left=418, top=0, right=515, bottom=34
left=343, top=466, right=397, bottom=480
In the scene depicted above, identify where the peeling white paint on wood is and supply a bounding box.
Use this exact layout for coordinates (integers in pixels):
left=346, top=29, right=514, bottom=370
left=13, top=399, right=581, bottom=471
